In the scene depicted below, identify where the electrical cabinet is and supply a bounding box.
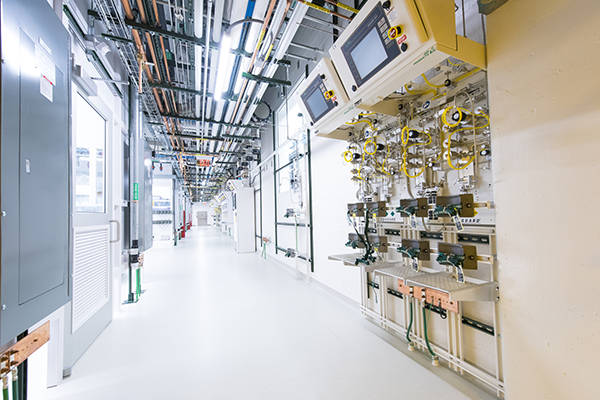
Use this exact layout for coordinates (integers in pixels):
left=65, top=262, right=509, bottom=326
left=1, top=0, right=71, bottom=345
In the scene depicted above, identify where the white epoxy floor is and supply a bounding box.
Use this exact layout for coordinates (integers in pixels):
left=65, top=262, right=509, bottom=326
left=42, top=227, right=496, bottom=400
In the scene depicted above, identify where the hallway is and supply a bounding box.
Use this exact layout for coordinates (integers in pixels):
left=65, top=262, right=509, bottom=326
left=42, top=228, right=495, bottom=400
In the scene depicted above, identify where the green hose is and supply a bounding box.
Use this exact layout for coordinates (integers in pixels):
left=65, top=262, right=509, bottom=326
left=3, top=386, right=8, bottom=400
left=406, top=301, right=413, bottom=344
left=12, top=379, right=18, bottom=400
left=422, top=306, right=436, bottom=358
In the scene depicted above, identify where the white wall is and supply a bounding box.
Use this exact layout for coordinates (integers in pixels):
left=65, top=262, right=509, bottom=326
left=310, top=135, right=362, bottom=301
left=487, top=1, right=600, bottom=398
left=192, top=202, right=213, bottom=225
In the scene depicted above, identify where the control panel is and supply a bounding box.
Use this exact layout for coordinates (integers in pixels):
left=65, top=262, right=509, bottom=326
left=295, top=57, right=359, bottom=136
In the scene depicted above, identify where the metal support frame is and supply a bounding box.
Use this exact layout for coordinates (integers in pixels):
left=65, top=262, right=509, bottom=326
left=352, top=225, right=504, bottom=394
left=148, top=82, right=238, bottom=102
left=241, top=72, right=292, bottom=87
left=160, top=113, right=258, bottom=130
left=288, top=41, right=324, bottom=54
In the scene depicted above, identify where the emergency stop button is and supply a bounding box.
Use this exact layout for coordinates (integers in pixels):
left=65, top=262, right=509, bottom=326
left=388, top=25, right=403, bottom=40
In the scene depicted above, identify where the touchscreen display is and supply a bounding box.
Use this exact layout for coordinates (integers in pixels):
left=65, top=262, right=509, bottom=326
left=340, top=2, right=400, bottom=88
left=350, top=27, right=388, bottom=79
left=305, top=89, right=329, bottom=120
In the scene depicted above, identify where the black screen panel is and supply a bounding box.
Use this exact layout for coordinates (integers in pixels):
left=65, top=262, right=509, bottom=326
left=341, top=2, right=400, bottom=88
left=300, top=75, right=335, bottom=123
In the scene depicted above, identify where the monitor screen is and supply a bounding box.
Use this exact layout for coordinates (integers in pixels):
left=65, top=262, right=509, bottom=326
left=339, top=2, right=400, bottom=88
left=305, top=88, right=330, bottom=120
left=350, top=27, right=388, bottom=80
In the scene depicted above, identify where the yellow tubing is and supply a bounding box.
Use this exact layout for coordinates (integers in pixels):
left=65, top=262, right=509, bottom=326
left=441, top=106, right=472, bottom=128
left=364, top=138, right=377, bottom=155
left=447, top=58, right=464, bottom=67
left=346, top=119, right=374, bottom=131
left=401, top=126, right=410, bottom=145
left=454, top=67, right=482, bottom=83
left=404, top=84, right=436, bottom=96
left=401, top=130, right=432, bottom=178
left=342, top=150, right=353, bottom=162
left=357, top=152, right=365, bottom=180
left=373, top=135, right=391, bottom=176
left=446, top=110, right=490, bottom=170
left=421, top=73, right=446, bottom=88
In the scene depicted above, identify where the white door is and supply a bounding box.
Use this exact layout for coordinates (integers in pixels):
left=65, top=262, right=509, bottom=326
left=65, top=89, right=115, bottom=369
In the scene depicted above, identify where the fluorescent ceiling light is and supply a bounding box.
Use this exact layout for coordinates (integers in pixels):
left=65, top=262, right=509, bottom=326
left=213, top=33, right=232, bottom=101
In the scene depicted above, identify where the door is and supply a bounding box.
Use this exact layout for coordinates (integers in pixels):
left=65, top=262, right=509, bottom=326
left=64, top=88, right=114, bottom=370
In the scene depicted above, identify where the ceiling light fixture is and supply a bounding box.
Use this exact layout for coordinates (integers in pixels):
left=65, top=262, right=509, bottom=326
left=213, top=18, right=264, bottom=101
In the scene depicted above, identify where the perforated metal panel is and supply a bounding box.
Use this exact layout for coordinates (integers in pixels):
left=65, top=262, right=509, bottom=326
left=72, top=228, right=109, bottom=333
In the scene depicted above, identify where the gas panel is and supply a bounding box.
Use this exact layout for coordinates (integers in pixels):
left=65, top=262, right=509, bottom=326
left=319, top=0, right=502, bottom=394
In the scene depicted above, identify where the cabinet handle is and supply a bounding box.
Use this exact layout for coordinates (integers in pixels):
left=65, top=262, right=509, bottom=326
left=109, top=220, right=120, bottom=243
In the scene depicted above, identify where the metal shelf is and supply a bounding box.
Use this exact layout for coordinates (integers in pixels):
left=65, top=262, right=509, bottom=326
left=406, top=272, right=499, bottom=302
left=328, top=254, right=405, bottom=273
left=374, top=265, right=423, bottom=282
left=328, top=253, right=363, bottom=266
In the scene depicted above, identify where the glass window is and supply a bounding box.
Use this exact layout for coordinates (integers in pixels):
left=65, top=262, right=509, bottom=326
left=351, top=27, right=387, bottom=79
left=276, top=96, right=305, bottom=193
left=74, top=94, right=106, bottom=213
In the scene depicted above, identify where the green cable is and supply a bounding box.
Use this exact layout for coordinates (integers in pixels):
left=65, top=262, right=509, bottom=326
left=12, top=379, right=18, bottom=400
left=406, top=301, right=413, bottom=344
left=135, top=269, right=140, bottom=300
left=422, top=306, right=436, bottom=358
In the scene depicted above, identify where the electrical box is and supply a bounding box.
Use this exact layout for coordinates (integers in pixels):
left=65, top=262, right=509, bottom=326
left=398, top=198, right=428, bottom=218
left=399, top=239, right=430, bottom=261
left=227, top=181, right=255, bottom=253
left=435, top=194, right=475, bottom=218
left=296, top=57, right=360, bottom=138
left=347, top=203, right=365, bottom=217
left=328, top=0, right=486, bottom=117
left=347, top=233, right=389, bottom=253
left=437, top=243, right=477, bottom=270
left=365, top=201, right=387, bottom=217
left=1, top=0, right=71, bottom=345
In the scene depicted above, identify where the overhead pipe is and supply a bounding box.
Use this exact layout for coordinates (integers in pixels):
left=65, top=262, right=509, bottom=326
left=213, top=0, right=297, bottom=174
left=223, top=0, right=279, bottom=135
left=244, top=0, right=270, bottom=55
left=288, top=41, right=324, bottom=54
left=296, top=0, right=352, bottom=21
left=194, top=0, right=204, bottom=136
left=212, top=0, right=224, bottom=43
left=201, top=0, right=212, bottom=166
left=213, top=0, right=259, bottom=136
left=222, top=0, right=282, bottom=140
left=302, top=14, right=346, bottom=32
left=225, top=1, right=291, bottom=138
left=234, top=0, right=306, bottom=131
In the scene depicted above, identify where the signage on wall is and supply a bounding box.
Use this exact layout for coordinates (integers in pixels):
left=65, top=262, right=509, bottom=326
left=197, top=159, right=210, bottom=167
left=133, top=183, right=139, bottom=202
